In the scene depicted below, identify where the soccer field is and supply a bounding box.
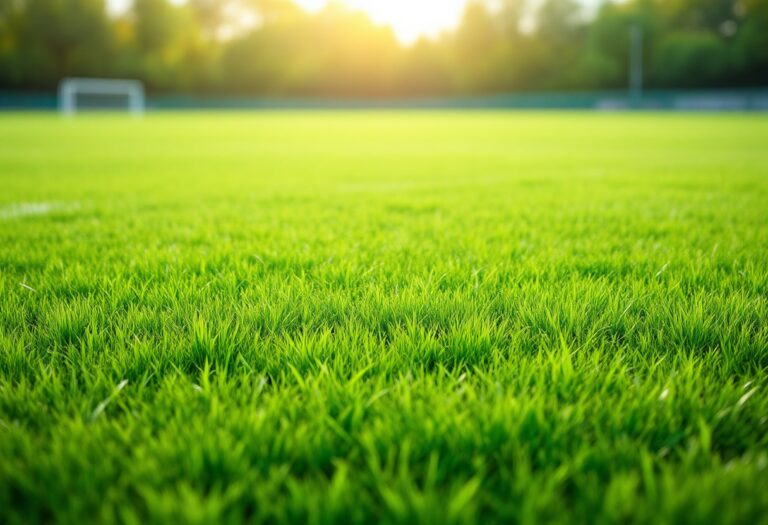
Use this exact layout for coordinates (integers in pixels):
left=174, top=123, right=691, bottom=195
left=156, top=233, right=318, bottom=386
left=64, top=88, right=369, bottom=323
left=1, top=112, right=767, bottom=523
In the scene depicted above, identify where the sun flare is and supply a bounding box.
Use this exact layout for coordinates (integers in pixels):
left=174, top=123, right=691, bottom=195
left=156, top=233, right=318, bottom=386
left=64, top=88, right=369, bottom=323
left=294, top=0, right=469, bottom=44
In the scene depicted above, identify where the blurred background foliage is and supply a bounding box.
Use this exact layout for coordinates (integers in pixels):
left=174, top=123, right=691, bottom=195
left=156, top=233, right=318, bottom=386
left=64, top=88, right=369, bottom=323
left=0, top=0, right=766, bottom=96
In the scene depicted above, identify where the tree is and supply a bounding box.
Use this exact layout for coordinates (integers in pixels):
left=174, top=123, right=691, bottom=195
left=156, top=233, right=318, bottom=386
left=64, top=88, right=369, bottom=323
left=451, top=1, right=504, bottom=92
left=8, top=0, right=115, bottom=87
left=652, top=31, right=730, bottom=88
left=528, top=0, right=587, bottom=89
left=732, top=0, right=768, bottom=85
left=1, top=0, right=767, bottom=96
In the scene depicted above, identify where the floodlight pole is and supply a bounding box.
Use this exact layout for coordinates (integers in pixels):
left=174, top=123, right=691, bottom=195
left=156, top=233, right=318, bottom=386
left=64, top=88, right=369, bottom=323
left=629, top=24, right=643, bottom=109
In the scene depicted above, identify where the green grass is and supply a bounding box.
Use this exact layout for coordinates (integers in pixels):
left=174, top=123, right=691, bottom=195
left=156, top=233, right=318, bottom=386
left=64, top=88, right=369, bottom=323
left=1, top=112, right=767, bottom=524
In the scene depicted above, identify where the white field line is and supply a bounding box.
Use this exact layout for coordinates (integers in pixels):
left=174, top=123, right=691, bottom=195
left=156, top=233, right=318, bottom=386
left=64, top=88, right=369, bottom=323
left=0, top=202, right=80, bottom=220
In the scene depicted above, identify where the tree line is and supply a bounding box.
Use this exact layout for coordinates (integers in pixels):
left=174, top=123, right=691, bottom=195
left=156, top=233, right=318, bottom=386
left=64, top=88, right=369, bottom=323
left=1, top=0, right=766, bottom=96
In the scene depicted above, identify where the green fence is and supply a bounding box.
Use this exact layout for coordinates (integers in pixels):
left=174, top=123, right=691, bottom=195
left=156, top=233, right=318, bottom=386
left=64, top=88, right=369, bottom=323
left=2, top=89, right=767, bottom=111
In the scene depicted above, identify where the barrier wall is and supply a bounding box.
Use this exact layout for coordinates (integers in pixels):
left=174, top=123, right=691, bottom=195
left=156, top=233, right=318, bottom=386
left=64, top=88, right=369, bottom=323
left=2, top=89, right=768, bottom=111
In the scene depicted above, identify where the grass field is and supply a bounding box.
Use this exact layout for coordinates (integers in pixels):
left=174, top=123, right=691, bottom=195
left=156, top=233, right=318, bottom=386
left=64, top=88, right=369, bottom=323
left=1, top=112, right=767, bottom=524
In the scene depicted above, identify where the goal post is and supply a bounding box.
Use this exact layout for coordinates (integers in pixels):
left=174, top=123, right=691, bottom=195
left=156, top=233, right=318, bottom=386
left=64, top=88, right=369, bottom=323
left=58, top=78, right=145, bottom=115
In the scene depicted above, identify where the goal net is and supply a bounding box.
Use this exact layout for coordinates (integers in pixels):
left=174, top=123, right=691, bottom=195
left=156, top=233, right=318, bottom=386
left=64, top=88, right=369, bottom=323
left=58, top=78, right=145, bottom=115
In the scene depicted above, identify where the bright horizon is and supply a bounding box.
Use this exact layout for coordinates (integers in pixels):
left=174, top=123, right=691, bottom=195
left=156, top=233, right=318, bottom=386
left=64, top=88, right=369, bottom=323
left=295, top=0, right=469, bottom=44
left=107, top=0, right=604, bottom=45
left=295, top=0, right=604, bottom=44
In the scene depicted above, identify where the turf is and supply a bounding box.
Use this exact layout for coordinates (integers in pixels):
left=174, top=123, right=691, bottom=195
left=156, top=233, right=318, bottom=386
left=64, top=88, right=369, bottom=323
left=0, top=112, right=767, bottom=524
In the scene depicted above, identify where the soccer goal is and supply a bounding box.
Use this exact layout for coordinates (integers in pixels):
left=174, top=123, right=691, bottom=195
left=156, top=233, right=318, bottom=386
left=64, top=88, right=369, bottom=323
left=58, top=78, right=145, bottom=115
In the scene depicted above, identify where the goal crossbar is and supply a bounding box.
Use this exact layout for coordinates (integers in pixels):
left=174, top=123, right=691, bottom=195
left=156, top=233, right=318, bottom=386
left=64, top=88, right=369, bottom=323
left=58, top=78, right=145, bottom=115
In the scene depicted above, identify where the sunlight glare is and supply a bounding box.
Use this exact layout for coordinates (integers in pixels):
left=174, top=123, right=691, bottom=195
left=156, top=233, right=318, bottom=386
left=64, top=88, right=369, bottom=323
left=294, top=0, right=469, bottom=44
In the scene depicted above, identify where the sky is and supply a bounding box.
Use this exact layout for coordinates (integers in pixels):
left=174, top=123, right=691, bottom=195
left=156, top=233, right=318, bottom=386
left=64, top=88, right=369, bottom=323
left=107, top=0, right=605, bottom=45
left=295, top=0, right=605, bottom=43
left=295, top=0, right=470, bottom=44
